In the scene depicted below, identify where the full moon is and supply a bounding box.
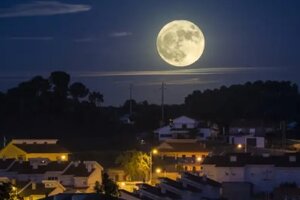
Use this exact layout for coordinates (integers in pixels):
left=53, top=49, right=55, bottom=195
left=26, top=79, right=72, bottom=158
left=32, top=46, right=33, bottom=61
left=156, top=20, right=205, bottom=67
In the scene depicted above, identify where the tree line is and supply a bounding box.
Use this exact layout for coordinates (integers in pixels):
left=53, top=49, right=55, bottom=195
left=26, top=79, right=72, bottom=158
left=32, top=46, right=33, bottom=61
left=185, top=80, right=300, bottom=123
left=0, top=72, right=299, bottom=148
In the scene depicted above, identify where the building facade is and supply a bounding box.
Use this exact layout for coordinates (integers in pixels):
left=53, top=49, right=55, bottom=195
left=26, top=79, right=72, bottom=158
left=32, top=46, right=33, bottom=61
left=202, top=153, right=300, bottom=193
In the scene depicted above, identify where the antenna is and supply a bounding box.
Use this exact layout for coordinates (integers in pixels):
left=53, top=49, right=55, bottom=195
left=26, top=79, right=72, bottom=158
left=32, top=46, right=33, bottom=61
left=161, top=82, right=166, bottom=124
left=281, top=121, right=286, bottom=149
left=129, top=84, right=133, bottom=116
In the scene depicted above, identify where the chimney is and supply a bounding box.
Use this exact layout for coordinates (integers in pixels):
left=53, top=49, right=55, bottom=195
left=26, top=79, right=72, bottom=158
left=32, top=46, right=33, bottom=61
left=32, top=182, right=36, bottom=190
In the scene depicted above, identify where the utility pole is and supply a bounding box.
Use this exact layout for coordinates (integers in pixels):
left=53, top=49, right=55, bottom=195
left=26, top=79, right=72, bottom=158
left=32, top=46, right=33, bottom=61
left=161, top=82, right=165, bottom=125
left=129, top=84, right=133, bottom=116
left=281, top=121, right=286, bottom=149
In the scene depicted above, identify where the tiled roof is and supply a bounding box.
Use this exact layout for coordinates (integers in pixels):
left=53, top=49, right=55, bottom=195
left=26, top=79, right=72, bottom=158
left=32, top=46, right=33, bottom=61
left=8, top=161, right=70, bottom=174
left=43, top=161, right=70, bottom=171
left=159, top=177, right=202, bottom=193
left=62, top=163, right=92, bottom=177
left=182, top=172, right=221, bottom=187
left=41, top=193, right=122, bottom=200
left=14, top=181, right=30, bottom=190
left=158, top=142, right=209, bottom=152
left=159, top=177, right=185, bottom=190
left=202, top=153, right=300, bottom=167
left=138, top=184, right=180, bottom=199
left=19, top=183, right=54, bottom=197
left=8, top=161, right=47, bottom=174
left=14, top=144, right=69, bottom=153
left=0, top=158, right=15, bottom=170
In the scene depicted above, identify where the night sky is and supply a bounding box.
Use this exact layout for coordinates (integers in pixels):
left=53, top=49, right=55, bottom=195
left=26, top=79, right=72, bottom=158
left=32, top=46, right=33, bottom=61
left=0, top=0, right=300, bottom=105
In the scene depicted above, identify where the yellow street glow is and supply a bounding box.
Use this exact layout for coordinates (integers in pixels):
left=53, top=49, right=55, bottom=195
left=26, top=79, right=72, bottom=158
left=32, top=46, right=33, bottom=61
left=152, top=149, right=158, bottom=155
left=196, top=157, right=202, bottom=162
left=61, top=155, right=66, bottom=160
left=157, top=20, right=205, bottom=67
left=155, top=168, right=162, bottom=174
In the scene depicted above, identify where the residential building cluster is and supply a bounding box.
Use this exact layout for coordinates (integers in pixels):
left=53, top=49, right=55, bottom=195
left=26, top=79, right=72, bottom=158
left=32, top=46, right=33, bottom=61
left=0, top=139, right=103, bottom=200
left=120, top=172, right=221, bottom=200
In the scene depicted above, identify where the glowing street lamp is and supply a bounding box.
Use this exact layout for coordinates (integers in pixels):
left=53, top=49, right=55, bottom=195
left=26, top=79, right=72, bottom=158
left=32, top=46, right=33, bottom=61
left=61, top=155, right=66, bottom=161
left=196, top=157, right=202, bottom=162
left=149, top=148, right=159, bottom=184
left=155, top=168, right=162, bottom=174
left=152, top=149, right=158, bottom=155
left=237, top=144, right=243, bottom=149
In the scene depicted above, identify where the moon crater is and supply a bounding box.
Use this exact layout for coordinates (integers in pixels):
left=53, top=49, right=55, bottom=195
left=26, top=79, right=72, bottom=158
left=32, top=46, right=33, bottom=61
left=157, top=20, right=205, bottom=67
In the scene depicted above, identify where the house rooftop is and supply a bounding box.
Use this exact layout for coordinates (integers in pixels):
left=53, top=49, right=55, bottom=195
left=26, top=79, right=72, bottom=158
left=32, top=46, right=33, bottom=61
left=138, top=184, right=180, bottom=199
left=202, top=153, right=300, bottom=167
left=182, top=172, right=221, bottom=187
left=158, top=141, right=210, bottom=153
left=19, top=183, right=54, bottom=197
left=14, top=143, right=69, bottom=153
left=159, top=177, right=202, bottom=193
left=40, top=193, right=122, bottom=200
left=62, top=162, right=92, bottom=177
left=0, top=158, right=15, bottom=170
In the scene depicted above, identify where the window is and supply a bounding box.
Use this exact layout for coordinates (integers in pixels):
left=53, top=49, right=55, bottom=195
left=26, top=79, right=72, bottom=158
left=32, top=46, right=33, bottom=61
left=192, top=166, right=196, bottom=172
left=182, top=124, right=187, bottom=129
left=115, top=175, right=119, bottom=182
left=182, top=155, right=186, bottom=159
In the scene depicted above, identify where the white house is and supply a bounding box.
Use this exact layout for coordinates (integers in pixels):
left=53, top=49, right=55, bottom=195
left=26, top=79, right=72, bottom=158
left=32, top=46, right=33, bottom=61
left=171, top=116, right=198, bottom=129
left=202, top=153, right=300, bottom=193
left=154, top=116, right=219, bottom=141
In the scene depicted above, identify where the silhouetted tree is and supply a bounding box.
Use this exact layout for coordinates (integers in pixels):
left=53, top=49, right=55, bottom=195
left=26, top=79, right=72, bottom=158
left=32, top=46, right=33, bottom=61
left=69, top=82, right=89, bottom=101
left=89, top=91, right=104, bottom=106
left=94, top=181, right=101, bottom=194
left=49, top=71, right=70, bottom=98
left=101, top=173, right=119, bottom=197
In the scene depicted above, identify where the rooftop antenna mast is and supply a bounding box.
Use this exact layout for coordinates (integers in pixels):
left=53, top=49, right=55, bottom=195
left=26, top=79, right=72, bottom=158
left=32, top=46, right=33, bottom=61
left=129, top=84, right=133, bottom=116
left=161, top=82, right=166, bottom=125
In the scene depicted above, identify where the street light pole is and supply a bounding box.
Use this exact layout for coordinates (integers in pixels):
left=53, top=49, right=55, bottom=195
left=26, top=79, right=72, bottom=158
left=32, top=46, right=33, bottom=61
left=149, top=151, right=153, bottom=184
left=149, top=149, right=158, bottom=185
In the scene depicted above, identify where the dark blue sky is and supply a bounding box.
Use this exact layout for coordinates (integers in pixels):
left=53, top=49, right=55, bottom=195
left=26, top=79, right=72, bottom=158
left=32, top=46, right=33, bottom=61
left=0, top=0, right=299, bottom=105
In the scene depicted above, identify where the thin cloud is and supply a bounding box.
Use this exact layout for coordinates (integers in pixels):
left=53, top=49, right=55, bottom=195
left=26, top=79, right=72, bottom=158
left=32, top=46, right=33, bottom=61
left=6, top=36, right=53, bottom=41
left=110, top=32, right=133, bottom=37
left=75, top=67, right=274, bottom=78
left=0, top=1, right=91, bottom=18
left=73, top=37, right=104, bottom=43
left=135, top=78, right=218, bottom=86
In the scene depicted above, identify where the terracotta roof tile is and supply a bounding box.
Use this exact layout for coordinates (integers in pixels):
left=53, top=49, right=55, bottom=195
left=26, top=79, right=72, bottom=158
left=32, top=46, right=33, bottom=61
left=15, top=144, right=69, bottom=153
